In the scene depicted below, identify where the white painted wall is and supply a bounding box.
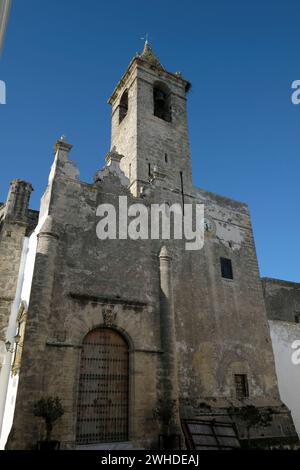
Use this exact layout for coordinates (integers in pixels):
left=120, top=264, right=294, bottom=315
left=269, top=320, right=300, bottom=438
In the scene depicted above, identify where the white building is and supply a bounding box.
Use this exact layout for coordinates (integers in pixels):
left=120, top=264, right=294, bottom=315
left=263, top=278, right=300, bottom=438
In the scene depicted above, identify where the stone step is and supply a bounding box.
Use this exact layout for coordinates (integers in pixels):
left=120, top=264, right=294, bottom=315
left=76, top=441, right=138, bottom=450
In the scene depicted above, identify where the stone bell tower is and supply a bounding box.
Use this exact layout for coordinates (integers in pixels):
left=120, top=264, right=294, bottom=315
left=108, top=41, right=193, bottom=196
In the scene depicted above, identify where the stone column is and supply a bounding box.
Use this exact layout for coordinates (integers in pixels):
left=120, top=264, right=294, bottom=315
left=28, top=216, right=60, bottom=348
left=159, top=246, right=181, bottom=441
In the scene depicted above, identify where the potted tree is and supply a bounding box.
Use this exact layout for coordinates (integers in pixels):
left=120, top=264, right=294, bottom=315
left=228, top=405, right=273, bottom=448
left=33, top=396, right=64, bottom=450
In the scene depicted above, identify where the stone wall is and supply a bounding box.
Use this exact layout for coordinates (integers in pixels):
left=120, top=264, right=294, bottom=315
left=0, top=181, right=35, bottom=368
left=263, top=278, right=300, bottom=323
left=5, top=46, right=299, bottom=449
left=262, top=278, right=300, bottom=439
left=7, top=151, right=295, bottom=448
left=268, top=320, right=300, bottom=438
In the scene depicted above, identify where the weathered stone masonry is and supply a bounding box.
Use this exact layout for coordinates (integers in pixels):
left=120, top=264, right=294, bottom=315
left=0, top=42, right=298, bottom=449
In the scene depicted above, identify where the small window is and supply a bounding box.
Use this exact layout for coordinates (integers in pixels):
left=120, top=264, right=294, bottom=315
left=220, top=257, right=233, bottom=279
left=119, top=90, right=128, bottom=123
left=234, top=374, right=249, bottom=399
left=165, top=153, right=168, bottom=163
left=295, top=313, right=300, bottom=324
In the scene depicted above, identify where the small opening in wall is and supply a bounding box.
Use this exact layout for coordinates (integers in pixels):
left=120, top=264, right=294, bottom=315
left=295, top=313, right=300, bottom=324
left=180, top=171, right=184, bottom=215
left=165, top=153, right=168, bottom=163
left=148, top=163, right=151, bottom=177
left=234, top=374, right=249, bottom=399
left=220, top=257, right=233, bottom=280
left=6, top=231, right=11, bottom=237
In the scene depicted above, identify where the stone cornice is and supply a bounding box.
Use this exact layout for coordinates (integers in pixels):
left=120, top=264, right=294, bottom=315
left=69, top=292, right=148, bottom=309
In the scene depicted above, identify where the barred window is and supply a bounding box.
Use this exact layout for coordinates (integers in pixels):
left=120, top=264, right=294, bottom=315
left=234, top=374, right=249, bottom=399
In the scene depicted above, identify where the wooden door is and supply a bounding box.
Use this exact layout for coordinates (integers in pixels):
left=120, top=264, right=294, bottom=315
left=76, top=328, right=129, bottom=444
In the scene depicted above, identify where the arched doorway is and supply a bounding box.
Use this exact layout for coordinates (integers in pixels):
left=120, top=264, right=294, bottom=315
left=76, top=328, right=129, bottom=445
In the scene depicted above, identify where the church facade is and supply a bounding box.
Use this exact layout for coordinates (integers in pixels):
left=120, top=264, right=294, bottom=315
left=0, top=43, right=298, bottom=449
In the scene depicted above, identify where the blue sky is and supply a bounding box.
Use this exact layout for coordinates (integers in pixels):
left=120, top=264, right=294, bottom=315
left=0, top=0, right=299, bottom=281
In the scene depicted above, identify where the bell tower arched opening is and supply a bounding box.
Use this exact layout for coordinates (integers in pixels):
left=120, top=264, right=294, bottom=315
left=153, top=82, right=171, bottom=122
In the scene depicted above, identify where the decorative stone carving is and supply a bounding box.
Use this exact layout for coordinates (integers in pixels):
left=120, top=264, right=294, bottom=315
left=11, top=301, right=27, bottom=376
left=94, top=147, right=129, bottom=187
left=102, top=308, right=117, bottom=327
